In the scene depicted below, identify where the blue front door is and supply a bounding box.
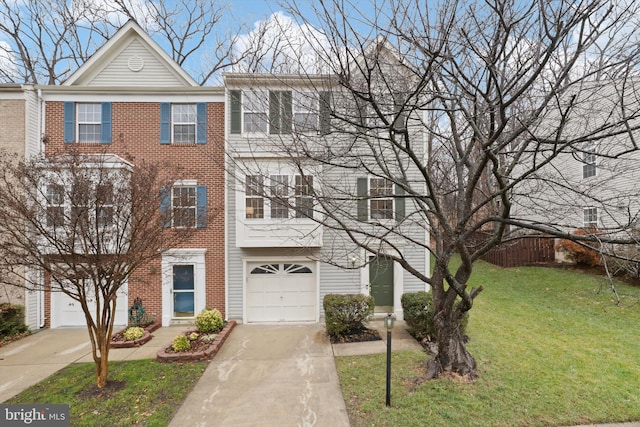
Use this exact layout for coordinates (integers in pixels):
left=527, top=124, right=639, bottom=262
left=173, top=265, right=195, bottom=318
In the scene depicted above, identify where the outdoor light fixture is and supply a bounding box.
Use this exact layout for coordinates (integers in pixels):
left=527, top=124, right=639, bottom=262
left=385, top=313, right=395, bottom=407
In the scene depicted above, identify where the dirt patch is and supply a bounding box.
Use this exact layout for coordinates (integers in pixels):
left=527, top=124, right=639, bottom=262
left=76, top=379, right=126, bottom=399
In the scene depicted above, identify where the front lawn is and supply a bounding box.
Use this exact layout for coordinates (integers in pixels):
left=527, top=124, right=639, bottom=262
left=336, top=261, right=640, bottom=426
left=6, top=359, right=207, bottom=426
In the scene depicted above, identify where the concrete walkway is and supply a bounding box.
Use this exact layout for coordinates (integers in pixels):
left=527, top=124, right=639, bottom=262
left=168, top=323, right=350, bottom=427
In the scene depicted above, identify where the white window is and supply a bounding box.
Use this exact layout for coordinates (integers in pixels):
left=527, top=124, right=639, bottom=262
left=245, top=175, right=264, bottom=219
left=172, top=104, right=197, bottom=144
left=244, top=174, right=314, bottom=220
left=172, top=186, right=197, bottom=227
left=369, top=177, right=394, bottom=220
left=243, top=91, right=269, bottom=133
left=77, top=103, right=102, bottom=143
left=582, top=142, right=597, bottom=178
left=96, top=184, right=114, bottom=227
left=45, top=181, right=115, bottom=228
left=295, top=175, right=313, bottom=218
left=46, top=184, right=65, bottom=227
left=293, top=91, right=318, bottom=132
left=270, top=175, right=289, bottom=219
left=583, top=207, right=598, bottom=228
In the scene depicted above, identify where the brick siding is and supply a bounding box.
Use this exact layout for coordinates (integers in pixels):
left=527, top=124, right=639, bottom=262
left=43, top=101, right=226, bottom=323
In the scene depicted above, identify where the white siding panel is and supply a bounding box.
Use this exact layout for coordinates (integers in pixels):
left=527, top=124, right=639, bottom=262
left=24, top=88, right=40, bottom=157
left=88, top=40, right=187, bottom=87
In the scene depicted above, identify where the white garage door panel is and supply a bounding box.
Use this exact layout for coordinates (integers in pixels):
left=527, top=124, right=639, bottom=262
left=51, top=285, right=128, bottom=328
left=246, top=262, right=316, bottom=322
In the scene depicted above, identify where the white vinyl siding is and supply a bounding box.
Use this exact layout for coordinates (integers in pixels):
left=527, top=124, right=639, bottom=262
left=88, top=39, right=189, bottom=87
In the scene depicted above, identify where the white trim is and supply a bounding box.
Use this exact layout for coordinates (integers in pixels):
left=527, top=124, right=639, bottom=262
left=161, top=248, right=207, bottom=327
left=41, top=92, right=223, bottom=103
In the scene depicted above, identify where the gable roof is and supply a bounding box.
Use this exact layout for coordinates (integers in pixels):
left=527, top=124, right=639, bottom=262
left=63, top=20, right=198, bottom=87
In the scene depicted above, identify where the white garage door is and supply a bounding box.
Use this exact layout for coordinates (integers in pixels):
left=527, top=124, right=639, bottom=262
left=50, top=283, right=128, bottom=328
left=246, top=262, right=317, bottom=322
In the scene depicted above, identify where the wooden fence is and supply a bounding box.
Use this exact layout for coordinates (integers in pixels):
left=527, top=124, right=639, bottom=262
left=480, top=236, right=556, bottom=268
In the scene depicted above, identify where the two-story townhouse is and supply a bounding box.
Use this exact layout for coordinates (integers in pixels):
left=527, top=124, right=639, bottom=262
left=0, top=83, right=44, bottom=329
left=223, top=45, right=430, bottom=323
left=36, top=21, right=226, bottom=328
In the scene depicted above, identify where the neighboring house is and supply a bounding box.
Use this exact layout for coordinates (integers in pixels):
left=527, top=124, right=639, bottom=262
left=36, top=21, right=226, bottom=328
left=511, top=80, right=640, bottom=261
left=0, top=83, right=44, bottom=330
left=223, top=50, right=430, bottom=323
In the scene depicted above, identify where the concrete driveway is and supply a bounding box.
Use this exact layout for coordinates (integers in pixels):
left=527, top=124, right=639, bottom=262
left=169, top=323, right=350, bottom=427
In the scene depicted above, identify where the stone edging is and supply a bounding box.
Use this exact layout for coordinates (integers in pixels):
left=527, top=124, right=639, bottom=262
left=156, top=320, right=237, bottom=362
left=109, top=322, right=161, bottom=349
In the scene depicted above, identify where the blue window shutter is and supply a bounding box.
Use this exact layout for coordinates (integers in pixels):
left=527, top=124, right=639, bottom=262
left=196, top=103, right=207, bottom=144
left=101, top=102, right=112, bottom=144
left=230, top=90, right=241, bottom=134
left=160, top=186, right=171, bottom=228
left=160, top=103, right=171, bottom=144
left=63, top=102, right=75, bottom=143
left=196, top=185, right=207, bottom=228
left=357, top=178, right=368, bottom=222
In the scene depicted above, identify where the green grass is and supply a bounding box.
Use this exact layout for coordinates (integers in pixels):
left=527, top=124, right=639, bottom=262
left=6, top=359, right=208, bottom=426
left=336, top=260, right=640, bottom=426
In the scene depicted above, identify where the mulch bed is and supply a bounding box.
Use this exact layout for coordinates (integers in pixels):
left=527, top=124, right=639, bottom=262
left=329, top=327, right=382, bottom=344
left=157, top=320, right=236, bottom=362
left=110, top=322, right=160, bottom=348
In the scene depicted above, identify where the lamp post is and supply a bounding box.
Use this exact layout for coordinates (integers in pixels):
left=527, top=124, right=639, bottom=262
left=384, top=313, right=395, bottom=407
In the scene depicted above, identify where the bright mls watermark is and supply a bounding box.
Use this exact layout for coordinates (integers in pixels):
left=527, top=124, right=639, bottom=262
left=1, top=404, right=69, bottom=426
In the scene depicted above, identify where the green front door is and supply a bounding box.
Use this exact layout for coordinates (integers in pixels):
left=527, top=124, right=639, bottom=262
left=369, top=255, right=394, bottom=310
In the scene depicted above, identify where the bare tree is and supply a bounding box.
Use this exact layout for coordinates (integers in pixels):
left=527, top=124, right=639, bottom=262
left=248, top=0, right=640, bottom=379
left=0, top=0, right=255, bottom=84
left=0, top=150, right=196, bottom=388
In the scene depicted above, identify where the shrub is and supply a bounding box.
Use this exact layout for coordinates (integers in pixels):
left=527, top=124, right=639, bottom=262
left=401, top=291, right=435, bottom=340
left=323, top=293, right=374, bottom=337
left=401, top=291, right=470, bottom=341
left=172, top=334, right=191, bottom=351
left=0, top=303, right=28, bottom=339
left=555, top=228, right=602, bottom=267
left=189, top=332, right=199, bottom=340
left=123, top=326, right=144, bottom=341
left=195, top=308, right=224, bottom=333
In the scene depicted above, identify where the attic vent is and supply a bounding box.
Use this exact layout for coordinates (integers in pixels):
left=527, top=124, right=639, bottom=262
left=128, top=56, right=144, bottom=72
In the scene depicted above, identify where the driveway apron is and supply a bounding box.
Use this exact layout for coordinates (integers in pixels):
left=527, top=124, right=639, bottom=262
left=169, top=323, right=350, bottom=427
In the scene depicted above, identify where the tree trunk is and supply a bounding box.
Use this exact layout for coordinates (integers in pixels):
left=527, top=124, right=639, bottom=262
left=95, top=340, right=110, bottom=388
left=426, top=313, right=477, bottom=380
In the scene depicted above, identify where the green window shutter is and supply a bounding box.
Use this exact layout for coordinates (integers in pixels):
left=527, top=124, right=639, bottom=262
left=160, top=103, right=171, bottom=144
left=269, top=91, right=280, bottom=134
left=393, top=93, right=407, bottom=132
left=230, top=90, right=242, bottom=134
left=196, top=185, right=207, bottom=228
left=395, top=184, right=405, bottom=222
left=100, top=102, right=112, bottom=144
left=63, top=102, right=75, bottom=143
left=357, top=177, right=368, bottom=222
left=281, top=91, right=292, bottom=134
left=160, top=186, right=171, bottom=228
left=319, top=91, right=331, bottom=135
left=196, top=103, right=207, bottom=144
